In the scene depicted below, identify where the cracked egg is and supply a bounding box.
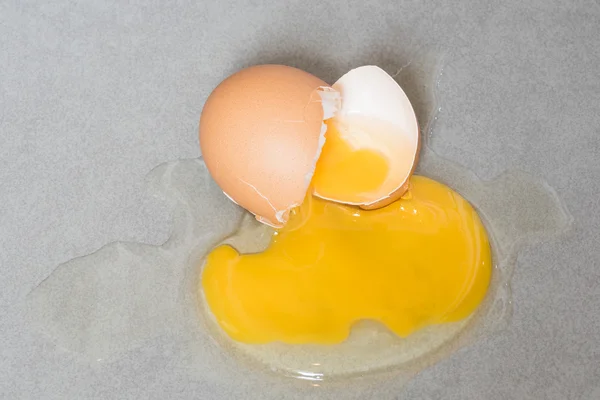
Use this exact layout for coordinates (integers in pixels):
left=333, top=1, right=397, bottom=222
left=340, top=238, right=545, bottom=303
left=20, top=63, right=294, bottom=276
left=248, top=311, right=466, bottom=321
left=199, top=64, right=419, bottom=227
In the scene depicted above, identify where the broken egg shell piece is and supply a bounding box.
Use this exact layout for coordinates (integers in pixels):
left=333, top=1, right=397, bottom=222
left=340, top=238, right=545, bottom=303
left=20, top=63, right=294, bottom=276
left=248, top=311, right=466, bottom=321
left=313, top=65, right=420, bottom=208
left=245, top=87, right=340, bottom=228
left=199, top=65, right=339, bottom=229
left=260, top=87, right=341, bottom=228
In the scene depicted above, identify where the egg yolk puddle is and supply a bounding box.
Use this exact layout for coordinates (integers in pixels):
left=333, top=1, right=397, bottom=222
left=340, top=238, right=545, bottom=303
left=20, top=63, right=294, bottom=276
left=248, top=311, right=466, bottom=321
left=311, top=120, right=390, bottom=203
left=202, top=176, right=492, bottom=344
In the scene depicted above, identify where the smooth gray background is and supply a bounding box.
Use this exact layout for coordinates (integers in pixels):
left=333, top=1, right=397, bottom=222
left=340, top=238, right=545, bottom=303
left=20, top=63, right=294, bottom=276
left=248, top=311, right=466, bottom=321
left=1, top=1, right=599, bottom=399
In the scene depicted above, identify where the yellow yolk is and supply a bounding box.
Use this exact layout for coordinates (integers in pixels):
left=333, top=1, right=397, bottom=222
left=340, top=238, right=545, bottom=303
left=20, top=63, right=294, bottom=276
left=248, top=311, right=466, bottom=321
left=201, top=175, right=492, bottom=345
left=311, top=120, right=390, bottom=203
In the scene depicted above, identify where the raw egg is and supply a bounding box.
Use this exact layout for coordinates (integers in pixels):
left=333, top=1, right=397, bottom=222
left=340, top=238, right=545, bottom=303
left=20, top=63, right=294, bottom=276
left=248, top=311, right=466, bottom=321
left=199, top=64, right=491, bottom=345
left=203, top=176, right=491, bottom=344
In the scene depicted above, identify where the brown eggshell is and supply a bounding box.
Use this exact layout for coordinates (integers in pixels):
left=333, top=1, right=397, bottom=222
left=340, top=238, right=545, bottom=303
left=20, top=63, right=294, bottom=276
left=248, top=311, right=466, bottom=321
left=199, top=65, right=329, bottom=227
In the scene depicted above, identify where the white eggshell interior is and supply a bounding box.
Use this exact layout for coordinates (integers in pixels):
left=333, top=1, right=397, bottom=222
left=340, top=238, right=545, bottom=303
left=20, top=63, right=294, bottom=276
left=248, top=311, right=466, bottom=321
left=313, top=65, right=419, bottom=206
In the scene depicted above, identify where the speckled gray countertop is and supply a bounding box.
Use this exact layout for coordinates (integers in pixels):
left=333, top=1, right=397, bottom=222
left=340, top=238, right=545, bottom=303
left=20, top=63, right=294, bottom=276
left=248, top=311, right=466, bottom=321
left=1, top=1, right=599, bottom=399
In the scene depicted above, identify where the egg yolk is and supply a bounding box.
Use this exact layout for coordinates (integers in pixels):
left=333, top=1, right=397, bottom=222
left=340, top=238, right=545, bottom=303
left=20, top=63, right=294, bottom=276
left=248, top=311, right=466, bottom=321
left=311, top=120, right=390, bottom=203
left=202, top=175, right=492, bottom=344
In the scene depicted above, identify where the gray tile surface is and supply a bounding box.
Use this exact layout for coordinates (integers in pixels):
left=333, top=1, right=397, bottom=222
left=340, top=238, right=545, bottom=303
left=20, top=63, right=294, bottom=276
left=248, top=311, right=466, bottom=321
left=1, top=0, right=599, bottom=399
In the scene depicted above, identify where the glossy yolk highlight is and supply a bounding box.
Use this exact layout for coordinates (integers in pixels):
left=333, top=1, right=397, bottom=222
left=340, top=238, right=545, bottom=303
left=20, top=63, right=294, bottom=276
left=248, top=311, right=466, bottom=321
left=202, top=176, right=492, bottom=345
left=310, top=120, right=390, bottom=203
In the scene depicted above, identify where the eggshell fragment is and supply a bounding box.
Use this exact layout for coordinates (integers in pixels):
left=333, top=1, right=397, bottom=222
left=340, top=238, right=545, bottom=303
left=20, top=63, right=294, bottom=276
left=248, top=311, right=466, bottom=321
left=199, top=65, right=338, bottom=227
left=313, top=66, right=420, bottom=209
